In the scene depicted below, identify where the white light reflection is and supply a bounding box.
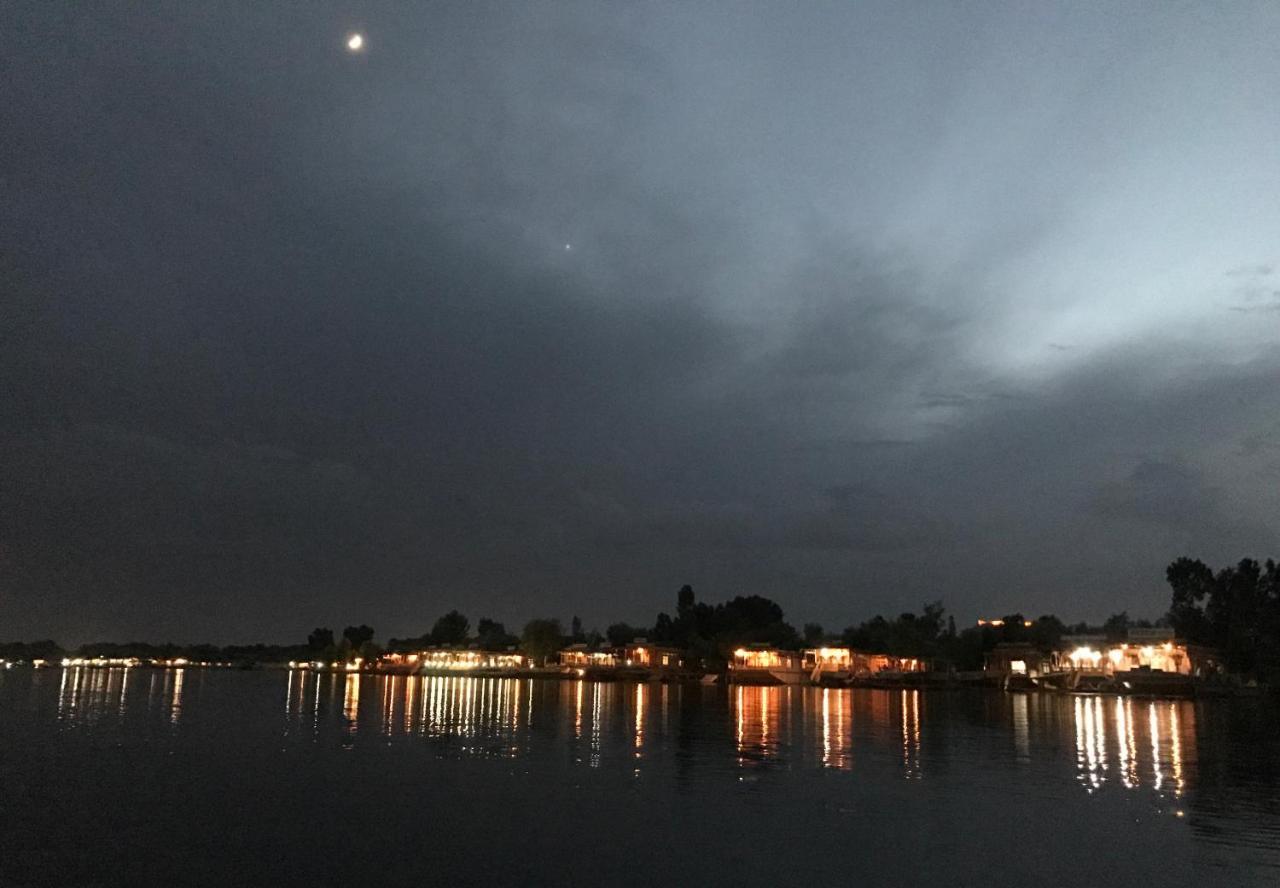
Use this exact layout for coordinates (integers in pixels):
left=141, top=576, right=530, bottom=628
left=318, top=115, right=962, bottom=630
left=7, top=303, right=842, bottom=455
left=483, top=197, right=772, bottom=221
left=634, top=682, right=645, bottom=762
left=1169, top=702, right=1184, bottom=797
left=344, top=672, right=361, bottom=730
left=590, top=682, right=603, bottom=768
left=1150, top=702, right=1162, bottom=793
left=900, top=690, right=921, bottom=779
left=1012, top=693, right=1029, bottom=764
left=821, top=688, right=850, bottom=770
left=169, top=668, right=184, bottom=725
left=1069, top=694, right=1190, bottom=802
left=1116, top=698, right=1136, bottom=789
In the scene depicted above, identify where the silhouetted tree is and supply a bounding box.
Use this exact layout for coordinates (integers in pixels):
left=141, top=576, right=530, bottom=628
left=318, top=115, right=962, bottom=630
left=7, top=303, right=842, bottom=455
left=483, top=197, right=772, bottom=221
left=308, top=628, right=335, bottom=651
left=476, top=618, right=515, bottom=648
left=803, top=623, right=825, bottom=643
left=1166, top=557, right=1215, bottom=643
left=1102, top=612, right=1130, bottom=643
left=677, top=585, right=695, bottom=619
left=607, top=623, right=644, bottom=646
left=520, top=619, right=563, bottom=665
left=0, top=639, right=65, bottom=662
left=342, top=625, right=375, bottom=649
left=843, top=602, right=948, bottom=660
left=998, top=614, right=1029, bottom=644
left=570, top=615, right=583, bottom=640
left=429, top=611, right=469, bottom=645
left=1029, top=614, right=1066, bottom=651
left=1165, top=556, right=1280, bottom=678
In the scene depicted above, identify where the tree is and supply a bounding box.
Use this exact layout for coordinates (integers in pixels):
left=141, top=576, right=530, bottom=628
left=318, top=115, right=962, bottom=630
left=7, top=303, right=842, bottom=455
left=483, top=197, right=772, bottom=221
left=476, top=618, right=514, bottom=648
left=570, top=615, right=583, bottom=640
left=677, top=585, right=695, bottom=619
left=430, top=610, right=469, bottom=645
left=998, top=614, right=1028, bottom=644
left=842, top=602, right=950, bottom=660
left=308, top=628, right=335, bottom=651
left=607, top=623, right=644, bottom=646
left=803, top=623, right=825, bottom=643
left=1165, top=556, right=1280, bottom=679
left=920, top=602, right=946, bottom=641
left=520, top=619, right=563, bottom=666
left=1029, top=614, right=1066, bottom=651
left=1166, top=557, right=1214, bottom=643
left=1102, top=612, right=1130, bottom=643
left=342, top=625, right=374, bottom=649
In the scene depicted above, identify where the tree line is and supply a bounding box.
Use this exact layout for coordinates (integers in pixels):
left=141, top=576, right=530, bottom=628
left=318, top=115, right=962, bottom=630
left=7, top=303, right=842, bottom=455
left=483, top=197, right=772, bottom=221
left=4, top=556, right=1276, bottom=677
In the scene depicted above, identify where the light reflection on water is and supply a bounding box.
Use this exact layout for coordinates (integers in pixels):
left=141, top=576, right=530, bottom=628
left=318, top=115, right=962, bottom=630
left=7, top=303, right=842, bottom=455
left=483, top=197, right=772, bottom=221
left=29, top=668, right=1219, bottom=803
left=9, top=668, right=1280, bottom=882
left=57, top=665, right=187, bottom=725
left=31, top=669, right=1213, bottom=791
left=1071, top=692, right=1191, bottom=800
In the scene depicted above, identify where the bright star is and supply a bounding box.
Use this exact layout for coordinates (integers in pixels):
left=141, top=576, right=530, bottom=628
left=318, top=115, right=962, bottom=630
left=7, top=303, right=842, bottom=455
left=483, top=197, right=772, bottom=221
left=564, top=243, right=572, bottom=251
left=347, top=33, right=364, bottom=52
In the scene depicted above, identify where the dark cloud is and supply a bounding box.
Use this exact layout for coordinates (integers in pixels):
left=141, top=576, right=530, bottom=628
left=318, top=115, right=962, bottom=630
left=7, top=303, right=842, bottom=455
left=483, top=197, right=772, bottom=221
left=2, top=2, right=1278, bottom=642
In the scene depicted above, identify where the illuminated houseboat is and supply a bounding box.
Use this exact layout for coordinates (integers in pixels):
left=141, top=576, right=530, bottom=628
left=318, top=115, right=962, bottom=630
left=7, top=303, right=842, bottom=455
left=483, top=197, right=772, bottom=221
left=983, top=642, right=1053, bottom=688
left=558, top=641, right=682, bottom=679
left=802, top=647, right=928, bottom=685
left=620, top=642, right=681, bottom=672
left=728, top=646, right=807, bottom=685
left=378, top=648, right=526, bottom=675
left=559, top=644, right=619, bottom=674
left=1041, top=630, right=1219, bottom=695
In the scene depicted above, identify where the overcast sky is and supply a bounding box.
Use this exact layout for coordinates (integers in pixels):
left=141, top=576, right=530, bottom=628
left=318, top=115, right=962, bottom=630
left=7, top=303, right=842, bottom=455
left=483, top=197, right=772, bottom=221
left=3, top=2, right=1278, bottom=644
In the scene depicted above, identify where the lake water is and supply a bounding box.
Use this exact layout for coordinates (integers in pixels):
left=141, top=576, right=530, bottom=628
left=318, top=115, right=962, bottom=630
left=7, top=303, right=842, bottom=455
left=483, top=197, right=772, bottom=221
left=2, top=668, right=1279, bottom=887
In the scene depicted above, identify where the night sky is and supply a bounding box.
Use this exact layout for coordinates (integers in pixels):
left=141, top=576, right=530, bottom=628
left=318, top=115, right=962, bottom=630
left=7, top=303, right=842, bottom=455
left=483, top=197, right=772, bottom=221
left=3, top=3, right=1278, bottom=644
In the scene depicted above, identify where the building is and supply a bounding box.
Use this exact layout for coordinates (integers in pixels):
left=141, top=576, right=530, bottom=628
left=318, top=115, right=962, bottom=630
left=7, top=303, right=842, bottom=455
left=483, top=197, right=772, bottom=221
left=559, top=644, right=619, bottom=671
left=803, top=646, right=854, bottom=678
left=728, top=645, right=807, bottom=685
left=619, top=642, right=682, bottom=672
left=802, top=647, right=928, bottom=681
left=378, top=649, right=525, bottom=673
left=559, top=641, right=683, bottom=677
left=1050, top=629, right=1219, bottom=678
left=983, top=643, right=1052, bottom=678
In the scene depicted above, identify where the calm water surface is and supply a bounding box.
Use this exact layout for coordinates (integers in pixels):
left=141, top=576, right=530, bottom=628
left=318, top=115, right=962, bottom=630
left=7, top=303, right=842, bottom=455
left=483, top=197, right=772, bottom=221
left=3, top=668, right=1280, bottom=886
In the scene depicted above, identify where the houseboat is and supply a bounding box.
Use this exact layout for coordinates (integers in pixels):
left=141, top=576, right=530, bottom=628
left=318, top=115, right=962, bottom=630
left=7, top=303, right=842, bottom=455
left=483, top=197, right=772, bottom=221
left=559, top=643, right=620, bottom=678
left=378, top=648, right=526, bottom=676
left=1038, top=630, right=1219, bottom=696
left=558, top=641, right=682, bottom=680
left=728, top=646, right=807, bottom=685
left=802, top=647, right=927, bottom=687
left=983, top=642, right=1052, bottom=690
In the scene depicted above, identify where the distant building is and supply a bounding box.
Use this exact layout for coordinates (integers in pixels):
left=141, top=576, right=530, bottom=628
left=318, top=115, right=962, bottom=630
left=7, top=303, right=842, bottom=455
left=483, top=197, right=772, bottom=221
left=379, top=649, right=525, bottom=672
left=729, top=645, right=807, bottom=684
left=1049, top=629, right=1219, bottom=677
left=558, top=644, right=618, bottom=670
left=558, top=641, right=682, bottom=676
left=983, top=642, right=1051, bottom=678
left=803, top=647, right=927, bottom=679
left=619, top=642, right=682, bottom=671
